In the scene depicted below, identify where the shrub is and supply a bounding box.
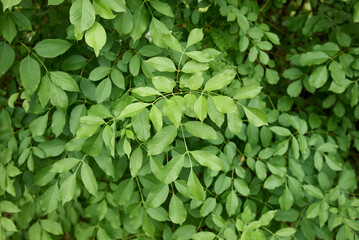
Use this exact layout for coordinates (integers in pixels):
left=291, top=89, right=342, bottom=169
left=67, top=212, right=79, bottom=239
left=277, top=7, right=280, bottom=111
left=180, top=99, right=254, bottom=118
left=0, top=0, right=358, bottom=239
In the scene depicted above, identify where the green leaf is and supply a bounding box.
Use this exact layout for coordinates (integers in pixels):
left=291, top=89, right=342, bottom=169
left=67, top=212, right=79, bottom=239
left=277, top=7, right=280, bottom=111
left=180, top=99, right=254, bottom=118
left=204, top=69, right=236, bottom=91
left=184, top=121, right=217, bottom=140
left=200, top=197, right=216, bottom=217
left=279, top=186, right=294, bottom=210
left=50, top=82, right=68, bottom=111
left=227, top=112, right=242, bottom=135
left=89, top=66, right=111, bottom=81
left=300, top=51, right=329, bottom=66
left=41, top=219, right=63, bottom=235
left=130, top=147, right=143, bottom=177
left=169, top=194, right=187, bottom=224
left=146, top=184, right=169, bottom=208
left=270, top=126, right=291, bottom=136
left=29, top=113, right=48, bottom=137
left=81, top=162, right=98, bottom=196
left=0, top=217, right=17, bottom=232
left=188, top=72, right=204, bottom=90
left=147, top=207, right=169, bottom=222
left=187, top=28, right=203, bottom=47
left=104, top=0, right=126, bottom=12
left=118, top=102, right=150, bottom=119
left=354, top=2, right=359, bottom=23
left=95, top=78, right=112, bottom=103
left=94, top=150, right=114, bottom=176
left=0, top=201, right=20, bottom=213
left=147, top=125, right=177, bottom=155
left=194, top=95, right=207, bottom=122
left=129, top=54, right=141, bottom=76
left=309, top=65, right=328, bottom=89
left=29, top=223, right=41, bottom=240
left=149, top=105, right=163, bottom=131
left=211, top=96, right=237, bottom=113
left=0, top=42, right=15, bottom=76
left=159, top=154, right=184, bottom=184
left=149, top=17, right=170, bottom=48
left=132, top=87, right=161, bottom=97
left=1, top=0, right=21, bottom=11
left=50, top=71, right=79, bottom=92
left=152, top=76, right=176, bottom=92
left=163, top=34, right=182, bottom=52
left=69, top=0, right=96, bottom=32
left=191, top=150, right=224, bottom=171
left=265, top=32, right=280, bottom=45
left=185, top=51, right=214, bottom=63
left=259, top=210, right=277, bottom=226
left=234, top=178, right=250, bottom=196
left=59, top=172, right=77, bottom=204
left=93, top=0, right=115, bottom=19
left=145, top=57, right=177, bottom=72
left=192, top=232, right=216, bottom=240
left=51, top=110, right=66, bottom=137
left=234, top=85, right=262, bottom=99
left=187, top=169, right=204, bottom=201
left=242, top=105, right=267, bottom=127
left=130, top=4, right=147, bottom=42
left=275, top=228, right=296, bottom=237
left=20, top=56, right=41, bottom=95
left=150, top=0, right=174, bottom=17
left=85, top=22, right=106, bottom=56
left=48, top=0, right=64, bottom=5
left=163, top=98, right=182, bottom=127
left=226, top=190, right=238, bottom=216
left=34, top=39, right=71, bottom=58
left=303, top=185, right=324, bottom=199
left=51, top=158, right=81, bottom=173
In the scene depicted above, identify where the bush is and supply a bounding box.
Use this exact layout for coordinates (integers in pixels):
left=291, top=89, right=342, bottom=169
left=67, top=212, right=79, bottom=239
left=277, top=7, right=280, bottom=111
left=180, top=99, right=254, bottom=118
left=0, top=0, right=359, bottom=239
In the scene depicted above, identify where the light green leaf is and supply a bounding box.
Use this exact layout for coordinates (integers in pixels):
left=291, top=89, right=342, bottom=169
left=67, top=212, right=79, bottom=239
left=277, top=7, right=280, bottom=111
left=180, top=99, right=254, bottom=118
left=188, top=72, right=204, bottom=90
left=69, top=0, right=96, bottom=32
left=194, top=95, right=207, bottom=121
left=184, top=121, right=217, bottom=140
left=279, top=186, right=294, bottom=210
left=185, top=51, right=214, bottom=63
left=187, top=169, right=204, bottom=201
left=211, top=95, right=237, bottom=113
left=0, top=217, right=17, bottom=232
left=95, top=78, right=112, bottom=103
left=80, top=115, right=105, bottom=126
left=145, top=57, right=177, bottom=72
left=51, top=158, right=81, bottom=173
left=275, top=228, right=296, bottom=237
left=192, top=232, right=216, bottom=240
left=104, top=0, right=126, bottom=12
left=191, top=150, right=224, bottom=171
left=0, top=201, right=20, bottom=213
left=150, top=0, right=174, bottom=17
left=147, top=125, right=177, bottom=155
left=59, top=172, right=77, bottom=204
left=152, top=76, right=176, bottom=92
left=85, top=22, right=106, bottom=56
left=130, top=4, right=147, bottom=42
left=163, top=34, right=182, bottom=52
left=204, top=69, right=236, bottom=91
left=93, top=0, right=115, bottom=19
left=182, top=61, right=209, bottom=74
left=118, top=102, right=150, bottom=119
left=303, top=185, right=324, bottom=199
left=29, top=113, right=48, bottom=137
left=309, top=65, right=328, bottom=89
left=163, top=98, right=182, bottom=127
left=81, top=162, right=98, bottom=196
left=41, top=219, right=63, bottom=235
left=160, top=154, right=184, bottom=184
left=234, top=85, right=262, bottom=99
left=132, top=87, right=161, bottom=97
left=300, top=51, right=329, bottom=66
left=1, top=0, right=21, bottom=11
left=169, top=194, right=187, bottom=225
left=129, top=54, right=141, bottom=76
left=20, top=56, right=41, bottom=95
left=187, top=28, right=203, bottom=47
left=146, top=184, right=169, bottom=208
left=50, top=71, right=79, bottom=92
left=234, top=178, right=250, bottom=196
left=242, top=105, right=267, bottom=127
left=227, top=112, right=242, bottom=135
left=270, top=126, right=291, bottom=136
left=354, top=2, right=359, bottom=23
left=226, top=190, right=238, bottom=216
left=34, top=39, right=71, bottom=58
left=149, top=105, right=163, bottom=131
left=130, top=147, right=143, bottom=177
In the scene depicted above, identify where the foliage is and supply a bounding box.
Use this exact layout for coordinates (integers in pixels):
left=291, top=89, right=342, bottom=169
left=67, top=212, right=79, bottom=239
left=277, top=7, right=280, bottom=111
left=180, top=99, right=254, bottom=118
left=0, top=0, right=359, bottom=239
